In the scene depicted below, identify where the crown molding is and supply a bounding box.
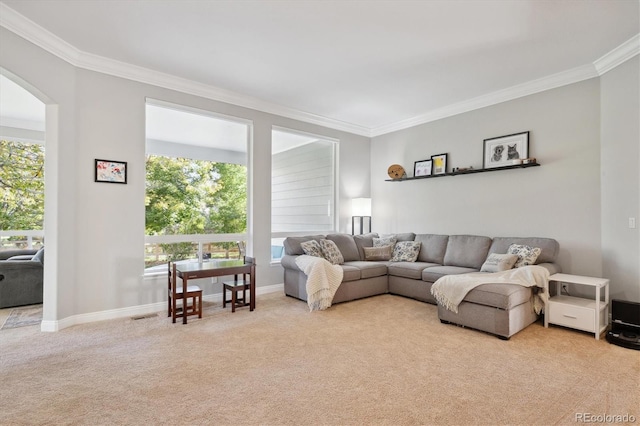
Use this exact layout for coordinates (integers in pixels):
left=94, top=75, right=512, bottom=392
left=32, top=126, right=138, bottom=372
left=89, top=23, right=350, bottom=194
left=594, top=34, right=640, bottom=76
left=0, top=3, right=79, bottom=64
left=0, top=3, right=371, bottom=137
left=75, top=50, right=372, bottom=136
left=371, top=64, right=599, bottom=137
left=1, top=3, right=637, bottom=139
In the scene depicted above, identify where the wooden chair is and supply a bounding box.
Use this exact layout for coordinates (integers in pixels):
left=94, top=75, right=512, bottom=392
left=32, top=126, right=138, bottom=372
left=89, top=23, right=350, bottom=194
left=168, top=261, right=203, bottom=323
left=223, top=256, right=254, bottom=313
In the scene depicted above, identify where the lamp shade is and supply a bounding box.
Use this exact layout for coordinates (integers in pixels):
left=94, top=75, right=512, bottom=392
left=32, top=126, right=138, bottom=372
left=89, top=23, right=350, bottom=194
left=352, top=198, right=371, bottom=216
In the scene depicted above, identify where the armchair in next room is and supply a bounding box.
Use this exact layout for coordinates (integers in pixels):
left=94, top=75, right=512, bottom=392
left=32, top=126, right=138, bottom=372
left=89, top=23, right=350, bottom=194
left=0, top=248, right=44, bottom=309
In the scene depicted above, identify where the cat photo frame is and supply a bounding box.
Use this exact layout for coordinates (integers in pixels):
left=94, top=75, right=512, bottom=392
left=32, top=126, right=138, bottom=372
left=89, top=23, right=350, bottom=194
left=414, top=159, right=433, bottom=177
left=483, top=131, right=529, bottom=169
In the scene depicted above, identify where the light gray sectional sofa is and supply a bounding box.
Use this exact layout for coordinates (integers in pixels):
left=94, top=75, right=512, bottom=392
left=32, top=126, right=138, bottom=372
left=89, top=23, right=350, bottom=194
left=281, top=233, right=561, bottom=339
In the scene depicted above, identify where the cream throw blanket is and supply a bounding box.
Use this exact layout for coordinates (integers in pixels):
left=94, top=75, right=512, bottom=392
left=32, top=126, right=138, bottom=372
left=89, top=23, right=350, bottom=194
left=295, top=255, right=344, bottom=311
left=431, top=265, right=549, bottom=314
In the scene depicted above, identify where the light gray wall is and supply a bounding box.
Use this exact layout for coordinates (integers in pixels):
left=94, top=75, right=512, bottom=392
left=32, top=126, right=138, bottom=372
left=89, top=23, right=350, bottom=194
left=600, top=56, right=640, bottom=303
left=0, top=27, right=371, bottom=321
left=371, top=79, right=603, bottom=278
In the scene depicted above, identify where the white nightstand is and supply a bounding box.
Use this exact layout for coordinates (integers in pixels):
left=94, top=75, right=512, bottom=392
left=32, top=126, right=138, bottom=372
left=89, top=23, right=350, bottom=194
left=545, top=273, right=609, bottom=340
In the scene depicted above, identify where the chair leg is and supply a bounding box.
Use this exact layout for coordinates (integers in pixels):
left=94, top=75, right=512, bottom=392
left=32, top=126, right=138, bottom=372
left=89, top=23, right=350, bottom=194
left=198, top=292, right=202, bottom=318
left=172, top=297, right=177, bottom=324
left=231, top=288, right=236, bottom=313
left=223, top=286, right=227, bottom=308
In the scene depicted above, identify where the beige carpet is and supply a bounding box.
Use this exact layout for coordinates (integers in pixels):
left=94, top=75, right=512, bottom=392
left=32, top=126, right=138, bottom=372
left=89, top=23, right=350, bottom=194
left=0, top=292, right=638, bottom=426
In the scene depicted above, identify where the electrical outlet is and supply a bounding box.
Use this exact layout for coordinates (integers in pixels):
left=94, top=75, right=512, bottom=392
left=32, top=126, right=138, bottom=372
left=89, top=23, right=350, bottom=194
left=629, top=217, right=636, bottom=229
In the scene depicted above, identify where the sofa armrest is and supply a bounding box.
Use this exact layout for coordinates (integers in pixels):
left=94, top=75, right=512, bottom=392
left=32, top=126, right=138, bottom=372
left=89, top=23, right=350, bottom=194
left=280, top=255, right=303, bottom=272
left=535, top=262, right=562, bottom=276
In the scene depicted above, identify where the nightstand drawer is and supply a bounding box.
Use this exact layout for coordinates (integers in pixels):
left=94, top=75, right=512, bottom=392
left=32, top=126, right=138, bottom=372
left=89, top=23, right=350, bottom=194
left=548, top=303, right=594, bottom=332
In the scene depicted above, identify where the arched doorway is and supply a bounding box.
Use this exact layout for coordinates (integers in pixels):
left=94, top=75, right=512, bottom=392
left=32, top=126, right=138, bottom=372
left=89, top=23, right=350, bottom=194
left=0, top=71, right=47, bottom=327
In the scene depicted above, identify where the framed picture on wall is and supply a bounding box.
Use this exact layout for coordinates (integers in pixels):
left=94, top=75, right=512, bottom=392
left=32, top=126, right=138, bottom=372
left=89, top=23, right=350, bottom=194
left=413, top=159, right=433, bottom=177
left=483, top=131, right=529, bottom=169
left=431, top=153, right=448, bottom=175
left=95, top=159, right=127, bottom=184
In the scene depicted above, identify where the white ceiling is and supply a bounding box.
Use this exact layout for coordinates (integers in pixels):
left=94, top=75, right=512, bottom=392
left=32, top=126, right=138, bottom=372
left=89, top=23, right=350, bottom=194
left=1, top=0, right=638, bottom=137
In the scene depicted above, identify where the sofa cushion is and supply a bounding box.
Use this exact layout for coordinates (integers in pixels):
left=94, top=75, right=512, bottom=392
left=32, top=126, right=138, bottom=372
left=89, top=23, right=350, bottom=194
left=343, top=261, right=388, bottom=279
left=480, top=253, right=518, bottom=273
left=415, top=234, right=449, bottom=264
left=463, top=283, right=533, bottom=310
left=327, top=233, right=360, bottom=262
left=6, top=255, right=34, bottom=261
left=443, top=235, right=492, bottom=269
left=300, top=240, right=323, bottom=258
left=319, top=239, right=344, bottom=265
left=353, top=233, right=378, bottom=261
left=422, top=265, right=479, bottom=283
left=390, top=241, right=421, bottom=262
left=340, top=264, right=361, bottom=282
left=507, top=244, right=541, bottom=268
left=284, top=235, right=325, bottom=255
left=382, top=232, right=416, bottom=242
left=0, top=249, right=38, bottom=261
left=363, top=245, right=393, bottom=261
left=389, top=261, right=439, bottom=279
left=488, top=237, right=559, bottom=264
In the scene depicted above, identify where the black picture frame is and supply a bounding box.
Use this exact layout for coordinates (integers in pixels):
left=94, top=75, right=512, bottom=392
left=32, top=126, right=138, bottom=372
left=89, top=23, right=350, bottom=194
left=95, top=159, right=127, bottom=184
left=483, top=131, right=529, bottom=169
left=431, top=153, right=448, bottom=175
left=413, top=159, right=433, bottom=177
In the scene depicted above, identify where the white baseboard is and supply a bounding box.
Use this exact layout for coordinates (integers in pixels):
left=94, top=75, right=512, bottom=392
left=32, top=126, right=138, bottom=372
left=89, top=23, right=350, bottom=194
left=41, top=283, right=284, bottom=332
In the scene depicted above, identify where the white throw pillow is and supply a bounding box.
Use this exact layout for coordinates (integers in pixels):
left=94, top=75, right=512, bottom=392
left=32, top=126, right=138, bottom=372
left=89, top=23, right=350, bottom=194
left=480, top=253, right=519, bottom=273
left=390, top=241, right=421, bottom=262
left=507, top=244, right=541, bottom=268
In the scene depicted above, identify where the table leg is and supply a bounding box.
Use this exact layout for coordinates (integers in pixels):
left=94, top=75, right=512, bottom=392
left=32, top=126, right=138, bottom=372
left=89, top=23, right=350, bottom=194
left=595, top=285, right=600, bottom=340
left=172, top=263, right=177, bottom=324
left=250, top=264, right=256, bottom=311
left=183, top=275, right=188, bottom=324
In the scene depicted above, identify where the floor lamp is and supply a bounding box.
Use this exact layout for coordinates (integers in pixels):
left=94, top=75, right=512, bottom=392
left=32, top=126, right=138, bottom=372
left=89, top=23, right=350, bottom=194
left=352, top=198, right=371, bottom=235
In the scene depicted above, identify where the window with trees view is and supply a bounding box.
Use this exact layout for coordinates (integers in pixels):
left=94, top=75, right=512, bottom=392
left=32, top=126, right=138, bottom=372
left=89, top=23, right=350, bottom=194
left=0, top=140, right=45, bottom=249
left=145, top=101, right=249, bottom=271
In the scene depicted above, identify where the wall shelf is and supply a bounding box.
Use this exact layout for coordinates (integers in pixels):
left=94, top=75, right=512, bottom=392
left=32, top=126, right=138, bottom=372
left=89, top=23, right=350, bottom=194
left=385, top=162, right=540, bottom=182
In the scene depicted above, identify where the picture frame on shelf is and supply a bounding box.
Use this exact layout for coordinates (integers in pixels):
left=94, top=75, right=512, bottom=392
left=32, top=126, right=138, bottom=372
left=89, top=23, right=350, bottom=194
left=483, top=131, right=529, bottom=169
left=431, top=153, right=448, bottom=175
left=413, top=159, right=433, bottom=177
left=95, top=159, right=127, bottom=184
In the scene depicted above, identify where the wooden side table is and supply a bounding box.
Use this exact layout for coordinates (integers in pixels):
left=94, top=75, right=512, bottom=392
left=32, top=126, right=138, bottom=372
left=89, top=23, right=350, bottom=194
left=545, top=273, right=609, bottom=339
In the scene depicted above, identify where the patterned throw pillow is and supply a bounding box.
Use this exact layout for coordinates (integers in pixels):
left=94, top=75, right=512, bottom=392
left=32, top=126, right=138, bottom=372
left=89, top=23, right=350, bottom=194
left=374, top=236, right=397, bottom=248
left=480, top=253, right=519, bottom=273
left=507, top=244, right=541, bottom=268
left=320, top=239, right=344, bottom=265
left=390, top=241, right=421, bottom=262
left=300, top=240, right=323, bottom=258
left=363, top=245, right=393, bottom=261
